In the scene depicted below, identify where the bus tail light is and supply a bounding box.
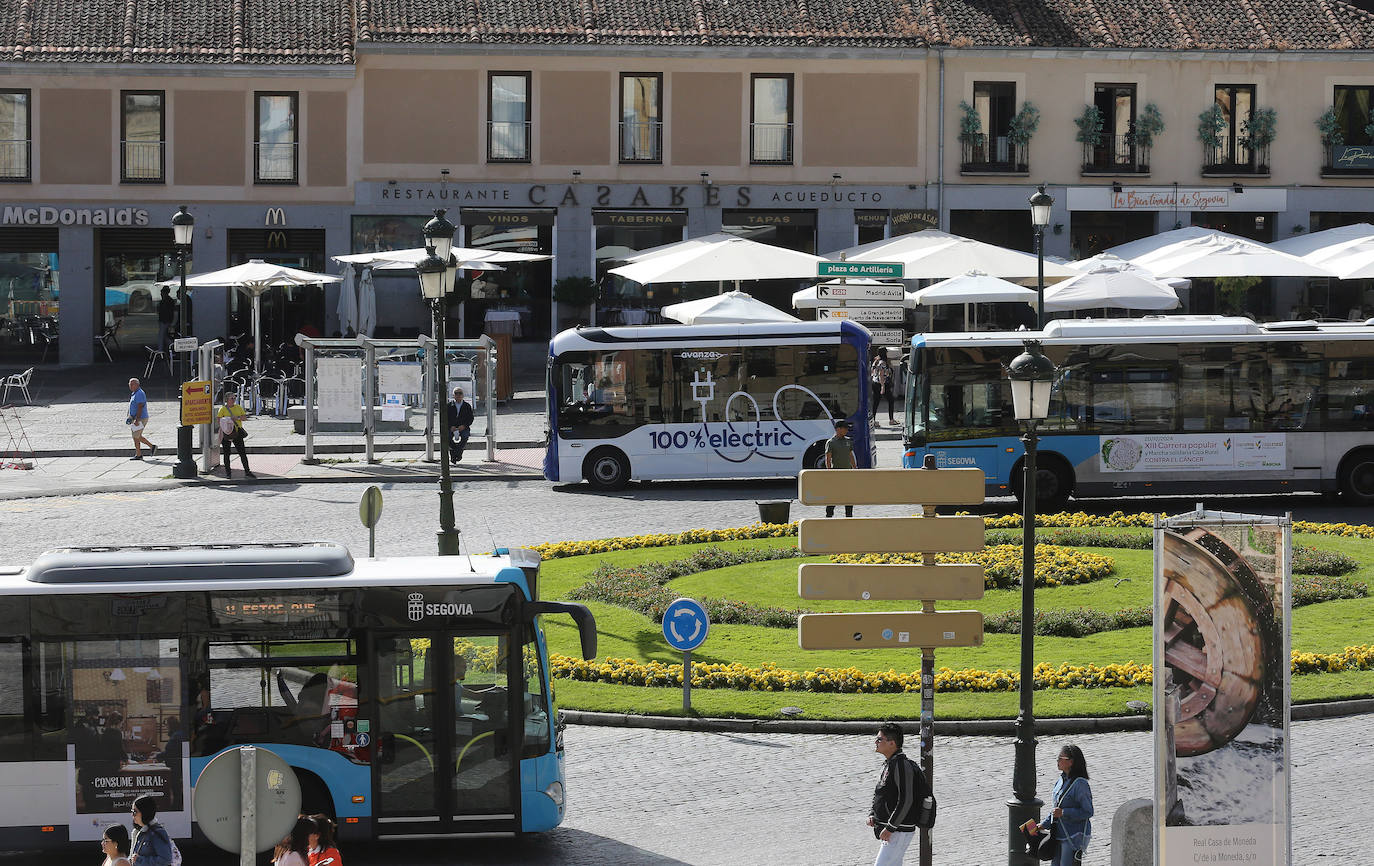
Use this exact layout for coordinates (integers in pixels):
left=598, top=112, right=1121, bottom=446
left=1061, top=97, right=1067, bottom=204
left=344, top=818, right=360, bottom=824
left=40, top=826, right=55, bottom=833
left=351, top=795, right=365, bottom=803
left=543, top=780, right=564, bottom=807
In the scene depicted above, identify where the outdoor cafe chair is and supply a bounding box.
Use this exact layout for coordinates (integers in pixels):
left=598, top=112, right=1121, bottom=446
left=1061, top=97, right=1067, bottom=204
left=2, top=366, right=34, bottom=405
left=143, top=345, right=172, bottom=379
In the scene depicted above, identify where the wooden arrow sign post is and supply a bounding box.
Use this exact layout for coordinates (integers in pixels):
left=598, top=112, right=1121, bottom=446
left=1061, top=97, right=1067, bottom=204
left=797, top=464, right=985, bottom=866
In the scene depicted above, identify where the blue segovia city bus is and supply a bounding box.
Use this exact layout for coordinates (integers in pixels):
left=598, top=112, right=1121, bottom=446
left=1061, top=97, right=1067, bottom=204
left=545, top=320, right=874, bottom=489
left=902, top=316, right=1374, bottom=506
left=0, top=542, right=596, bottom=849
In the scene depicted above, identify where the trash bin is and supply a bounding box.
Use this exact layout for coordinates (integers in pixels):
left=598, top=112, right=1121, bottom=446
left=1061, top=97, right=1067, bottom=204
left=757, top=501, right=791, bottom=524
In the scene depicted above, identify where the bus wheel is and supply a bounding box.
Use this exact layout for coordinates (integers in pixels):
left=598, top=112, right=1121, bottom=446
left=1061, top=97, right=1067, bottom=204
left=584, top=447, right=630, bottom=491
left=1013, top=456, right=1072, bottom=511
left=802, top=442, right=827, bottom=471
left=1338, top=449, right=1374, bottom=504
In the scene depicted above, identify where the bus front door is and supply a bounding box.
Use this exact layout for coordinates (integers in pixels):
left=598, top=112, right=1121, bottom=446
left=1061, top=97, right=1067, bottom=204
left=373, top=632, right=518, bottom=837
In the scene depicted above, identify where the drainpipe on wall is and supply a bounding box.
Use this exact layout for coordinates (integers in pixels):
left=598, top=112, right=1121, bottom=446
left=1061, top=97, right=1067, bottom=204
left=936, top=48, right=946, bottom=231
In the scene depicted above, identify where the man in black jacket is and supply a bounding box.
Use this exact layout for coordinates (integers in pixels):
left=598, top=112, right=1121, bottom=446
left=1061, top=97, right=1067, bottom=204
left=867, top=722, right=928, bottom=865
left=448, top=387, right=475, bottom=462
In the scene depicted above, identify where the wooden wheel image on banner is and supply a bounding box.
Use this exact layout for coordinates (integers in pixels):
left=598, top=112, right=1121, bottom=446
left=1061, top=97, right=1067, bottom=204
left=1160, top=527, right=1276, bottom=757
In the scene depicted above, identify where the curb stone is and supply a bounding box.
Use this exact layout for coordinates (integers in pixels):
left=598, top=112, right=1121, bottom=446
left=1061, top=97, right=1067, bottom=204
left=561, top=697, right=1374, bottom=735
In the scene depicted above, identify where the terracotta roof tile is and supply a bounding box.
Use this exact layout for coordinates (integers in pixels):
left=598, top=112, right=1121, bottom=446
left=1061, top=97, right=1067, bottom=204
left=1, top=0, right=1373, bottom=64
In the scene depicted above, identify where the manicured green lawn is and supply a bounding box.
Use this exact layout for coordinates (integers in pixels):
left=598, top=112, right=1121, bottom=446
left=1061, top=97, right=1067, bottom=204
left=539, top=530, right=1374, bottom=719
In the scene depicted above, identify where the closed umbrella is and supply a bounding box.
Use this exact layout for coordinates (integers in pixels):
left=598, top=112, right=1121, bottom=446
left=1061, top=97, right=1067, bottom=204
left=358, top=267, right=377, bottom=337
left=335, top=264, right=358, bottom=336
left=161, top=259, right=342, bottom=374
left=1043, top=258, right=1181, bottom=312
left=661, top=290, right=801, bottom=325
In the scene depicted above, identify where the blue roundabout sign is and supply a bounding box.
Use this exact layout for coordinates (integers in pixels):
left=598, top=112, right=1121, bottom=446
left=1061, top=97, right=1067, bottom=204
left=662, top=597, right=710, bottom=652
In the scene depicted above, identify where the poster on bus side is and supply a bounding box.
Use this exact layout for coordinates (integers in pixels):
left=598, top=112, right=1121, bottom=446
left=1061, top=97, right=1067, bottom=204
left=1101, top=434, right=1286, bottom=473
left=71, top=656, right=184, bottom=817
left=1154, top=512, right=1291, bottom=866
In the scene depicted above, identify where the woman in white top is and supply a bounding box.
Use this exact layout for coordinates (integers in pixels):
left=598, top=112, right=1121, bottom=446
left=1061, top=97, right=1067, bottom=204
left=100, top=823, right=132, bottom=866
left=273, top=817, right=314, bottom=866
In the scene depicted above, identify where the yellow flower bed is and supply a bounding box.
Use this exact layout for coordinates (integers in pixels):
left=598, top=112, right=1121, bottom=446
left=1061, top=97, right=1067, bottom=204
left=832, top=544, right=1115, bottom=589
left=527, top=512, right=1374, bottom=560
left=550, top=645, right=1374, bottom=693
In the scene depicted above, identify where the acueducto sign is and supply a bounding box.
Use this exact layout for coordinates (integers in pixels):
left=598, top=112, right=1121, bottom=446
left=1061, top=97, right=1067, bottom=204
left=3, top=206, right=151, bottom=226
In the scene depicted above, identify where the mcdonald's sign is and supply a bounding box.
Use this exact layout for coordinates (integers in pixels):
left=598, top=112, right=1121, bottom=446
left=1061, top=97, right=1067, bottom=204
left=264, top=207, right=287, bottom=226
left=266, top=230, right=288, bottom=249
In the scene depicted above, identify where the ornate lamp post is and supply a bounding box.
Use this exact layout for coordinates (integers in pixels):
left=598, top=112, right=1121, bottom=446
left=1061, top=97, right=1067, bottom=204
left=1028, top=185, right=1053, bottom=329
left=1006, top=339, right=1057, bottom=864
left=170, top=205, right=197, bottom=479
left=417, top=208, right=460, bottom=555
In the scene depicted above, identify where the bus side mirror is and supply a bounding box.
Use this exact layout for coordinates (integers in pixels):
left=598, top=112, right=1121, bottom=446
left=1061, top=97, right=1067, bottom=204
left=525, top=601, right=598, bottom=660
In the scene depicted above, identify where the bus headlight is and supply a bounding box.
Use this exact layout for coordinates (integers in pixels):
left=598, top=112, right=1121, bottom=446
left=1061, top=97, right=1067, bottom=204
left=543, top=780, right=565, bottom=808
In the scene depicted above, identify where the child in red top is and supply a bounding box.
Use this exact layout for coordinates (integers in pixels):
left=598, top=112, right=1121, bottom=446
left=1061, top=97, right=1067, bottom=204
left=306, top=815, right=342, bottom=866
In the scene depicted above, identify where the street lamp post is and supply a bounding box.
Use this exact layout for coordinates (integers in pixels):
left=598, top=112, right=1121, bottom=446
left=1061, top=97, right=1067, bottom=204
left=418, top=208, right=460, bottom=556
left=1028, top=185, right=1054, bottom=330
left=1006, top=339, right=1057, bottom=865
left=170, top=206, right=197, bottom=479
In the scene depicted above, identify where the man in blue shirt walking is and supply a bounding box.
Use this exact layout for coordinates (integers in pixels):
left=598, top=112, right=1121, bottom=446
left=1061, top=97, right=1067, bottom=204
left=126, top=377, right=157, bottom=460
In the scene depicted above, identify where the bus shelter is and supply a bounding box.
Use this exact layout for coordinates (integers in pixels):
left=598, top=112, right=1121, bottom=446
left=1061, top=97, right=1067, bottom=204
left=295, top=334, right=497, bottom=465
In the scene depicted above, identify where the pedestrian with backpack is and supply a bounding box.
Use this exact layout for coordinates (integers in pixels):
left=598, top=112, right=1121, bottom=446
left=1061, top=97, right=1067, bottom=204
left=128, top=795, right=174, bottom=866
left=867, top=722, right=933, bottom=866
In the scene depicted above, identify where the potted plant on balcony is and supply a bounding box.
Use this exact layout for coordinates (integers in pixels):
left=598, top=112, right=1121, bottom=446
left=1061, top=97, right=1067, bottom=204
left=957, top=101, right=982, bottom=167
left=1238, top=107, right=1276, bottom=173
left=1007, top=102, right=1040, bottom=172
left=1197, top=104, right=1227, bottom=168
left=1129, top=103, right=1165, bottom=171
left=1316, top=107, right=1344, bottom=148
left=1074, top=105, right=1103, bottom=170
left=553, top=275, right=600, bottom=329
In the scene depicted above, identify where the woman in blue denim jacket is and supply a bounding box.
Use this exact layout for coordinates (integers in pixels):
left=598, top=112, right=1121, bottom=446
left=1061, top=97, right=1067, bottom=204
left=1040, top=744, right=1093, bottom=865
left=128, top=794, right=173, bottom=866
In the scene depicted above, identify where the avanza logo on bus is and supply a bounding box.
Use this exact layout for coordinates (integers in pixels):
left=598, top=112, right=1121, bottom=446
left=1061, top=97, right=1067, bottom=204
left=407, top=591, right=474, bottom=621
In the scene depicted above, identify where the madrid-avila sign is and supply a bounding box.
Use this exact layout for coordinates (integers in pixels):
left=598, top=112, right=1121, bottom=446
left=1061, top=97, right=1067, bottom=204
left=3, top=206, right=151, bottom=226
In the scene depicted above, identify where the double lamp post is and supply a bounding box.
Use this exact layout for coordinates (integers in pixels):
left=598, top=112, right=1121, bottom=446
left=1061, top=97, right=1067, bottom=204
left=415, top=208, right=463, bottom=556
left=1006, top=185, right=1058, bottom=864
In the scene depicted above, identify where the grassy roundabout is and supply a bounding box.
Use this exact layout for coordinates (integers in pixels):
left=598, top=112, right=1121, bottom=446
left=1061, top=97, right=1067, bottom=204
left=535, top=515, right=1374, bottom=721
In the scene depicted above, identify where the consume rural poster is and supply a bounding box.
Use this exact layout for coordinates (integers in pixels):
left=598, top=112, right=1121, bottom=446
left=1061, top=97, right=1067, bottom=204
left=1154, top=512, right=1291, bottom=865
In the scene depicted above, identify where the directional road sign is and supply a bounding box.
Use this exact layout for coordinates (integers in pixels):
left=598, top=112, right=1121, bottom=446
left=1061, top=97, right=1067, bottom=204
left=817, top=306, right=905, bottom=323
left=799, top=515, right=985, bottom=554
left=867, top=328, right=905, bottom=345
left=816, top=282, right=906, bottom=302
left=799, top=467, right=985, bottom=506
left=798, top=563, right=985, bottom=601
left=662, top=597, right=710, bottom=651
left=818, top=261, right=904, bottom=279
left=798, top=610, right=985, bottom=649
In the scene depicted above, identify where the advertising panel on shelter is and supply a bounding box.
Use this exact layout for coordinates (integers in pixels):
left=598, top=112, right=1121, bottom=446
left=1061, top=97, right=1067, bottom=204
left=1154, top=511, right=1291, bottom=866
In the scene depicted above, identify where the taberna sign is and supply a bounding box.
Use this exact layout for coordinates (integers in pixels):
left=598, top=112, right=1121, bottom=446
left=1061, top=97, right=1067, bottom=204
left=3, top=205, right=150, bottom=226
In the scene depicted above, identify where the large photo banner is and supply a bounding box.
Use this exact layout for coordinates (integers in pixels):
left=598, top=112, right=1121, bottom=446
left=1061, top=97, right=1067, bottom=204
left=1154, top=512, right=1291, bottom=865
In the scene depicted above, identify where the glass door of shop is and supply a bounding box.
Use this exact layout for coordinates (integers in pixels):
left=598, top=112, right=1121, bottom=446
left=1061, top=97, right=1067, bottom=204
left=372, top=632, right=517, bottom=837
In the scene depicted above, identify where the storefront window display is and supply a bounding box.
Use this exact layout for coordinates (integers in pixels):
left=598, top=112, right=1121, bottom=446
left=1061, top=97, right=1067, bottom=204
left=460, top=209, right=554, bottom=340
left=0, top=244, right=58, bottom=363
left=100, top=228, right=176, bottom=361
left=593, top=210, right=684, bottom=320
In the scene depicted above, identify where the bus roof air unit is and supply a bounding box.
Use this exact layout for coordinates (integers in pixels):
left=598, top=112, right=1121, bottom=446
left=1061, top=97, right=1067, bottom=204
left=24, top=541, right=356, bottom=584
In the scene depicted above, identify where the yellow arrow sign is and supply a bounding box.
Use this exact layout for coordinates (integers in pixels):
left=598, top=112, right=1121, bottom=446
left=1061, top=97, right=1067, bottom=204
left=798, top=563, right=985, bottom=601
left=798, top=515, right=985, bottom=555
left=798, top=610, right=984, bottom=650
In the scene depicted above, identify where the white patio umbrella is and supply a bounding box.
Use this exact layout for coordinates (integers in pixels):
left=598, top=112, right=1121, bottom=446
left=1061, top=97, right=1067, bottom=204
left=1103, top=226, right=1252, bottom=262
left=608, top=234, right=824, bottom=291
left=1271, top=222, right=1374, bottom=257
left=358, top=267, right=377, bottom=337
left=1142, top=235, right=1337, bottom=278
left=1043, top=258, right=1182, bottom=312
left=791, top=280, right=916, bottom=311
left=162, top=259, right=342, bottom=374
left=835, top=230, right=1078, bottom=282
left=1068, top=253, right=1191, bottom=290
left=661, top=290, right=801, bottom=325
left=336, top=264, right=358, bottom=336
left=911, top=270, right=1038, bottom=331
left=334, top=246, right=551, bottom=268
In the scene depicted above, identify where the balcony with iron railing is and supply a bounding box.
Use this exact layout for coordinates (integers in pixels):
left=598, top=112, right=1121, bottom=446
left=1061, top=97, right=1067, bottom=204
left=619, top=120, right=662, bottom=163
left=0, top=139, right=30, bottom=181
left=750, top=122, right=793, bottom=164
left=1201, top=143, right=1270, bottom=176
left=254, top=141, right=297, bottom=183
left=1081, top=134, right=1150, bottom=174
left=121, top=140, right=164, bottom=182
left=1322, top=143, right=1374, bottom=176
left=487, top=120, right=531, bottom=162
left=959, top=134, right=1028, bottom=174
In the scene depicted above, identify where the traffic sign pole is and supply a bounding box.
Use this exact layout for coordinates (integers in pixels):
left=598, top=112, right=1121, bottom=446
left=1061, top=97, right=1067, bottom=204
left=662, top=597, right=710, bottom=716
left=683, top=649, right=692, bottom=714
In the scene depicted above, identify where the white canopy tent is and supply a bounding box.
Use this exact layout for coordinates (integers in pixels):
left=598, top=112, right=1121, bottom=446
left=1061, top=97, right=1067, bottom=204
left=1042, top=258, right=1182, bottom=312
left=1067, top=253, right=1191, bottom=290
left=607, top=234, right=824, bottom=291
left=661, top=290, right=802, bottom=325
left=1271, top=222, right=1374, bottom=257
left=911, top=271, right=1038, bottom=330
left=161, top=259, right=342, bottom=374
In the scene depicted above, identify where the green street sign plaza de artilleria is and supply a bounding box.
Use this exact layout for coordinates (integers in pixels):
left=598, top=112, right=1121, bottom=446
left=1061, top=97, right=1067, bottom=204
left=817, top=261, right=905, bottom=279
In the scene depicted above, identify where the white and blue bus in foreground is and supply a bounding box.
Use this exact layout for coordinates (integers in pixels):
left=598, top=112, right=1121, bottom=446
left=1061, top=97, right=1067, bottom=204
left=903, top=316, right=1374, bottom=506
left=546, top=320, right=874, bottom=489
left=0, top=542, right=596, bottom=849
